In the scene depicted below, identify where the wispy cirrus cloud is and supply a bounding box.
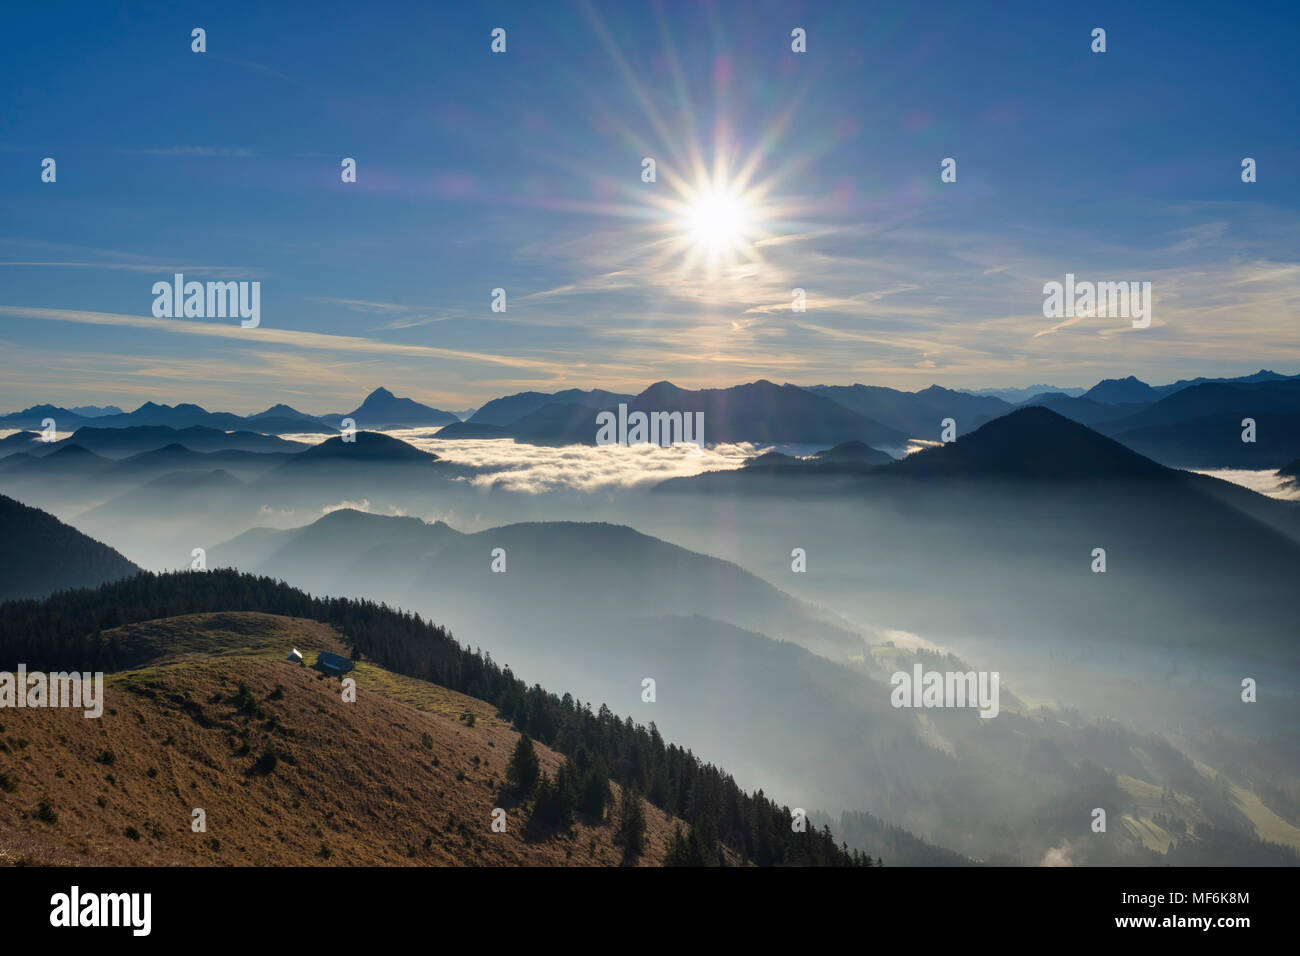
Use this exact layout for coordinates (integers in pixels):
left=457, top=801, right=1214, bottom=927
left=0, top=305, right=562, bottom=371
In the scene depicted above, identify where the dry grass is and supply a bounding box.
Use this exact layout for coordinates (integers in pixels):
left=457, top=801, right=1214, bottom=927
left=0, top=612, right=693, bottom=866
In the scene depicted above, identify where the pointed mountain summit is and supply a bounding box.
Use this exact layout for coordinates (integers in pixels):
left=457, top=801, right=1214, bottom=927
left=636, top=380, right=692, bottom=405
left=1082, top=375, right=1157, bottom=404
left=287, top=431, right=438, bottom=463
left=248, top=403, right=319, bottom=422
left=885, top=406, right=1170, bottom=479
left=342, top=388, right=459, bottom=427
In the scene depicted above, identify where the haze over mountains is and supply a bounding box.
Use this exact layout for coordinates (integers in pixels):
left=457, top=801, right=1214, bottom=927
left=3, top=368, right=1299, bottom=866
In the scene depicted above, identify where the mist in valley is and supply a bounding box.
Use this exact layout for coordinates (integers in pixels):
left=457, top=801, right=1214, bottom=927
left=6, top=412, right=1296, bottom=865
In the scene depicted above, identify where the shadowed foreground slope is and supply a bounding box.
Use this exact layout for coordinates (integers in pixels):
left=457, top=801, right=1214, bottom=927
left=0, top=612, right=687, bottom=866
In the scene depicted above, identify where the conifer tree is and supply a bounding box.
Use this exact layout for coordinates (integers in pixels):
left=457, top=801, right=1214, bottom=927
left=506, top=732, right=540, bottom=796
left=615, top=786, right=647, bottom=859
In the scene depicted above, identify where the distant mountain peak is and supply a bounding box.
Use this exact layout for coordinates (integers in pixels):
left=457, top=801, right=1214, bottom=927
left=340, top=388, right=458, bottom=426
left=887, top=406, right=1169, bottom=479
left=296, top=431, right=438, bottom=463
left=1082, top=376, right=1157, bottom=405
left=639, top=380, right=686, bottom=397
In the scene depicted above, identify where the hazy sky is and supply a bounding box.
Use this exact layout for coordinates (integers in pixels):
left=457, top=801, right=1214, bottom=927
left=2, top=0, right=1298, bottom=414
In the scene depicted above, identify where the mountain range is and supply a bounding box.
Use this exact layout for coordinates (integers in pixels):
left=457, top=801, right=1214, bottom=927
left=6, top=369, right=1299, bottom=468
left=0, top=387, right=459, bottom=435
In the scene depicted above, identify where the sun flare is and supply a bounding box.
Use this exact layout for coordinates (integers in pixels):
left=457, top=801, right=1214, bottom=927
left=686, top=188, right=752, bottom=254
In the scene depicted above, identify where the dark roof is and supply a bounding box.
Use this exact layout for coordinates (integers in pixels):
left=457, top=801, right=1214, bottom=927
left=316, top=651, right=354, bottom=673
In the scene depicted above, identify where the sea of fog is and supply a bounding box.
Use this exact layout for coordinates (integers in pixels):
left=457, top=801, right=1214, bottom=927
left=281, top=427, right=826, bottom=494
left=5, top=425, right=1296, bottom=499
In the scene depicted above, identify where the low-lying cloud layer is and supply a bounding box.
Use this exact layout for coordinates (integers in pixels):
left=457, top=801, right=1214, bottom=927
left=1191, top=468, right=1300, bottom=501
left=394, top=429, right=756, bottom=493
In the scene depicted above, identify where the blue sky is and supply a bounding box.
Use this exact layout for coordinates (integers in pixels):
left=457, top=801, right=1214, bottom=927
left=1, top=0, right=1297, bottom=413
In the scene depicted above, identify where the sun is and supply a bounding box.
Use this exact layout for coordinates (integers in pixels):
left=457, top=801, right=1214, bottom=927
left=686, top=188, right=752, bottom=254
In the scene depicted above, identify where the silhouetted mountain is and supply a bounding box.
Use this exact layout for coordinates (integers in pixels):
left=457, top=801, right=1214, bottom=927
left=914, top=385, right=1013, bottom=424
left=68, top=404, right=124, bottom=418
left=1109, top=415, right=1300, bottom=469
left=0, top=404, right=89, bottom=429
left=239, top=404, right=336, bottom=432
left=327, top=387, right=459, bottom=427
left=31, top=425, right=304, bottom=459
left=0, top=430, right=44, bottom=457
left=812, top=440, right=894, bottom=464
left=959, top=384, right=1085, bottom=402
left=88, top=401, right=220, bottom=429
left=744, top=450, right=799, bottom=467
left=1150, top=368, right=1300, bottom=398
left=469, top=389, right=633, bottom=426
left=83, top=401, right=333, bottom=435
left=106, top=443, right=296, bottom=481
left=807, top=383, right=1010, bottom=440
left=886, top=407, right=1170, bottom=480
left=1097, top=380, right=1300, bottom=467
left=443, top=380, right=909, bottom=447
left=247, top=402, right=319, bottom=422
left=280, top=431, right=438, bottom=464
left=635, top=380, right=908, bottom=446
left=742, top=441, right=893, bottom=471
left=440, top=397, right=646, bottom=443
left=0, top=444, right=111, bottom=478
left=0, top=493, right=139, bottom=600
left=669, top=406, right=1173, bottom=486
left=1104, top=380, right=1300, bottom=430
left=1082, top=376, right=1158, bottom=404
